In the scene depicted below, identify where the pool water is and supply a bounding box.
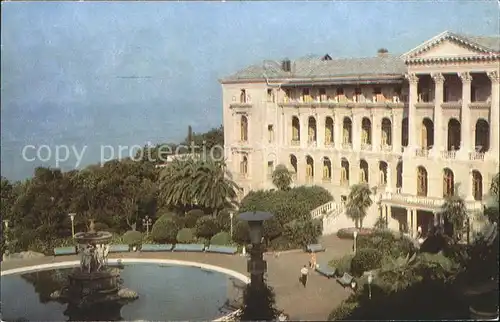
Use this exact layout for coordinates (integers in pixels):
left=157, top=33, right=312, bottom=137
left=1, top=263, right=245, bottom=321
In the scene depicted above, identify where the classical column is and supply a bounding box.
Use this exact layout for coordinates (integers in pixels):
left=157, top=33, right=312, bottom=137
left=406, top=73, right=419, bottom=153
left=317, top=114, right=325, bottom=148
left=372, top=114, right=381, bottom=152
left=467, top=169, right=475, bottom=201
left=406, top=208, right=412, bottom=235
left=459, top=72, right=473, bottom=158
left=334, top=114, right=342, bottom=151
left=412, top=209, right=418, bottom=237
left=386, top=166, right=393, bottom=193
left=300, top=114, right=308, bottom=149
left=392, top=113, right=402, bottom=153
left=432, top=73, right=445, bottom=157
left=352, top=113, right=361, bottom=151
left=487, top=71, right=500, bottom=158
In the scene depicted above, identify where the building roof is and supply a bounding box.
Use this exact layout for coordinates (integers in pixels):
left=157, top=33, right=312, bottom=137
left=221, top=31, right=500, bottom=83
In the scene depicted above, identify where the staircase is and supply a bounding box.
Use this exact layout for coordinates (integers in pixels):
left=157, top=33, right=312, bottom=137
left=310, top=201, right=346, bottom=235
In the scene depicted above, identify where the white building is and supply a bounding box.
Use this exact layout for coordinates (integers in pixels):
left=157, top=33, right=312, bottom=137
left=220, top=31, right=500, bottom=237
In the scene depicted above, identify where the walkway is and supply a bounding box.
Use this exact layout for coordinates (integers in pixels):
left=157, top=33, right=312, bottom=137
left=1, top=235, right=353, bottom=320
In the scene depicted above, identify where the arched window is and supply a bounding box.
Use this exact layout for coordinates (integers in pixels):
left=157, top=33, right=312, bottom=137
left=417, top=166, right=428, bottom=196
left=379, top=161, right=388, bottom=185
left=447, top=119, right=461, bottom=151
left=360, top=159, right=369, bottom=183
left=402, top=117, right=409, bottom=147
left=341, top=158, right=350, bottom=185
left=325, top=117, right=334, bottom=145
left=308, top=117, right=317, bottom=143
left=422, top=118, right=434, bottom=149
left=306, top=156, right=314, bottom=182
left=472, top=170, right=483, bottom=201
left=290, top=154, right=297, bottom=179
left=475, top=119, right=490, bottom=152
left=343, top=117, right=352, bottom=144
left=361, top=118, right=372, bottom=145
left=396, top=161, right=403, bottom=190
left=240, top=155, right=248, bottom=175
left=381, top=118, right=392, bottom=146
left=323, top=157, right=332, bottom=181
left=291, top=116, right=300, bottom=143
left=240, top=89, right=247, bottom=103
left=240, top=115, right=248, bottom=141
left=443, top=168, right=454, bottom=197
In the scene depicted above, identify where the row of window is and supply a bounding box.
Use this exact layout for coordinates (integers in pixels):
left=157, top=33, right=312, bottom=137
left=238, top=155, right=484, bottom=201
left=238, top=114, right=491, bottom=152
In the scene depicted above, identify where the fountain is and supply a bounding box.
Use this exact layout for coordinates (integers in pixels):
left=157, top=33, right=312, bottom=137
left=50, top=219, right=138, bottom=319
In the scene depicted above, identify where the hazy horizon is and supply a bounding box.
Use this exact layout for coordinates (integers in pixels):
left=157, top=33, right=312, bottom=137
left=1, top=1, right=499, bottom=181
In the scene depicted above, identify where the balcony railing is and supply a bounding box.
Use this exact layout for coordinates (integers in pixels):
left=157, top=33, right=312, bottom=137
left=469, top=101, right=491, bottom=109
left=380, top=144, right=393, bottom=152
left=441, top=101, right=461, bottom=109
left=229, top=103, right=252, bottom=109
left=415, top=102, right=434, bottom=109
left=469, top=152, right=485, bottom=161
left=441, top=151, right=457, bottom=160
left=415, top=148, right=430, bottom=158
left=291, top=139, right=300, bottom=146
left=324, top=141, right=334, bottom=147
left=307, top=140, right=317, bottom=148
left=305, top=176, right=314, bottom=184
left=361, top=143, right=372, bottom=151
left=322, top=177, right=332, bottom=183
left=279, top=95, right=406, bottom=107
left=381, top=191, right=483, bottom=212
left=342, top=142, right=353, bottom=150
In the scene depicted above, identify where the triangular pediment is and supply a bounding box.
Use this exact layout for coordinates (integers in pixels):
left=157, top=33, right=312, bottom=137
left=403, top=31, right=495, bottom=60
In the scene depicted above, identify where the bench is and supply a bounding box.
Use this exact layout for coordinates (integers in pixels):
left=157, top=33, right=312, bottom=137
left=205, top=245, right=238, bottom=255
left=109, top=244, right=130, bottom=253
left=315, top=264, right=336, bottom=278
left=53, top=246, right=77, bottom=256
left=337, top=272, right=356, bottom=289
left=172, top=243, right=205, bottom=252
left=141, top=244, right=173, bottom=252
left=306, top=244, right=325, bottom=253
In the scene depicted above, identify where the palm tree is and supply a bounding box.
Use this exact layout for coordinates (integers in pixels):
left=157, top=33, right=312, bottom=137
left=440, top=194, right=467, bottom=243
left=346, top=183, right=373, bottom=228
left=271, top=164, right=292, bottom=191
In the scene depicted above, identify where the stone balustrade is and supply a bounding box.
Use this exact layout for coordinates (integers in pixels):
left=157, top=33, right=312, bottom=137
left=380, top=191, right=483, bottom=212
left=469, top=152, right=485, bottom=161
left=441, top=151, right=457, bottom=160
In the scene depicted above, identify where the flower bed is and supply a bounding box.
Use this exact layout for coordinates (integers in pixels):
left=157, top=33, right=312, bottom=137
left=337, top=227, right=375, bottom=240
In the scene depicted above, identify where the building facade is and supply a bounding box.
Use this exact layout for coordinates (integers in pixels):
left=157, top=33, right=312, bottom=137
left=220, top=31, right=500, bottom=236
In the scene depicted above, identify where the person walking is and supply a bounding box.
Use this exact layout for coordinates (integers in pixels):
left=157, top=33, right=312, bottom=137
left=300, top=265, right=309, bottom=288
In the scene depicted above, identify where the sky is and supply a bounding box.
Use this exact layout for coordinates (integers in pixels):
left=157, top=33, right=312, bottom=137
left=1, top=1, right=499, bottom=181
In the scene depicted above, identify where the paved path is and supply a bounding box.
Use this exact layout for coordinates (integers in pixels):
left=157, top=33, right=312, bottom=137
left=1, top=235, right=353, bottom=320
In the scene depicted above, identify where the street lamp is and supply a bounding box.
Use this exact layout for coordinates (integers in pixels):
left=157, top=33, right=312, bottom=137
left=353, top=230, right=358, bottom=254
left=68, top=213, right=76, bottom=238
left=239, top=211, right=273, bottom=288
left=229, top=212, right=234, bottom=240
left=142, top=216, right=153, bottom=236
left=367, top=272, right=374, bottom=299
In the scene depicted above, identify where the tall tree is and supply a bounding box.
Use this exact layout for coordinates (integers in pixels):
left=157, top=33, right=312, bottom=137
left=271, top=164, right=293, bottom=191
left=345, top=184, right=373, bottom=228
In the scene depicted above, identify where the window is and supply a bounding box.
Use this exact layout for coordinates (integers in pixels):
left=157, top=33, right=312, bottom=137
left=443, top=168, right=454, bottom=197
left=267, top=161, right=274, bottom=177
left=417, top=166, right=428, bottom=196
left=319, top=88, right=327, bottom=102
left=240, top=89, right=246, bottom=103
left=268, top=124, right=274, bottom=143
left=472, top=171, right=483, bottom=201
left=471, top=86, right=477, bottom=102
left=302, top=88, right=311, bottom=102
left=267, top=89, right=275, bottom=102
left=240, top=155, right=248, bottom=175
left=373, top=87, right=382, bottom=95
left=240, top=116, right=248, bottom=142
left=285, top=89, right=292, bottom=102
left=336, top=88, right=344, bottom=95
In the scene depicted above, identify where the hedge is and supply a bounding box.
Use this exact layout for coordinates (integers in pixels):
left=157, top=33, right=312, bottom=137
left=350, top=248, right=383, bottom=277
left=357, top=230, right=416, bottom=258
left=210, top=231, right=231, bottom=245
left=337, top=227, right=375, bottom=240
left=185, top=209, right=205, bottom=228
left=195, top=216, right=219, bottom=239
left=328, top=254, right=354, bottom=276
left=177, top=228, right=195, bottom=243
left=122, top=230, right=143, bottom=246
left=151, top=217, right=180, bottom=243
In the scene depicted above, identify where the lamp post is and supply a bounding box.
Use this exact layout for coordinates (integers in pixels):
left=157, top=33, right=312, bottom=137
left=239, top=211, right=273, bottom=288
left=68, top=213, right=76, bottom=238
left=230, top=212, right=234, bottom=239
left=353, top=230, right=358, bottom=254
left=367, top=272, right=373, bottom=300
left=3, top=219, right=10, bottom=245
left=142, top=216, right=153, bottom=236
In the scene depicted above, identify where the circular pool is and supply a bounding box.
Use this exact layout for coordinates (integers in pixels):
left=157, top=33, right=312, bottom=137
left=1, top=259, right=248, bottom=321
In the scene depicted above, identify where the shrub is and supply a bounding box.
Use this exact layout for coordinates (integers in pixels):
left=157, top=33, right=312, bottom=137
left=357, top=230, right=416, bottom=258
left=176, top=228, right=195, bottom=243
left=263, top=217, right=283, bottom=241
left=122, top=230, right=143, bottom=247
left=196, top=237, right=210, bottom=246
left=233, top=221, right=250, bottom=245
left=337, top=227, right=374, bottom=240
left=268, top=236, right=293, bottom=251
left=194, top=216, right=219, bottom=239
left=328, top=300, right=359, bottom=320
left=210, top=231, right=231, bottom=245
left=350, top=248, right=383, bottom=277
left=94, top=222, right=110, bottom=231
left=185, top=209, right=205, bottom=228
left=283, top=219, right=322, bottom=248
left=328, top=254, right=354, bottom=276
left=216, top=209, right=232, bottom=232
left=151, top=218, right=180, bottom=243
